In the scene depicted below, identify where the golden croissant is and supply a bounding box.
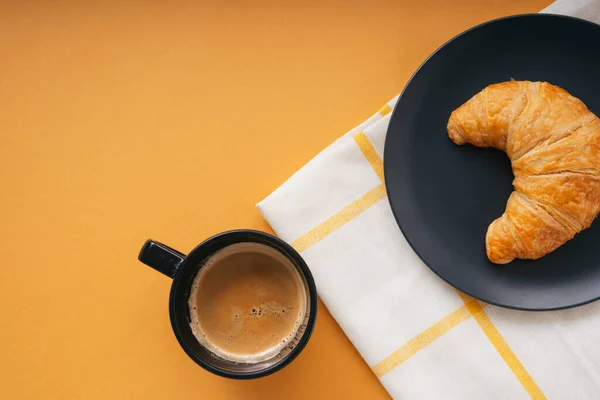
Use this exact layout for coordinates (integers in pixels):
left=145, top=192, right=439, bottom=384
left=447, top=81, right=600, bottom=264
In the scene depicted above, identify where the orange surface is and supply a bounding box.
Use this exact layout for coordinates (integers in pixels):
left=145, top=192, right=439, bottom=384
left=0, top=1, right=551, bottom=399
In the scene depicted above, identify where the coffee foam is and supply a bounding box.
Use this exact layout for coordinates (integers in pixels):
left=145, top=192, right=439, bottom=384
left=188, top=242, right=307, bottom=364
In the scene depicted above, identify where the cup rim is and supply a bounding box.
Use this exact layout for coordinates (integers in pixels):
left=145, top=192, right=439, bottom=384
left=168, top=229, right=318, bottom=379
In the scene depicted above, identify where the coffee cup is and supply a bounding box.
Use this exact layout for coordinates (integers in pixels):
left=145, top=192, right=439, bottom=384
left=138, top=230, right=318, bottom=379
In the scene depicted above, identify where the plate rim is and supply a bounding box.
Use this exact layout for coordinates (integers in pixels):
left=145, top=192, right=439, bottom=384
left=383, top=13, right=600, bottom=311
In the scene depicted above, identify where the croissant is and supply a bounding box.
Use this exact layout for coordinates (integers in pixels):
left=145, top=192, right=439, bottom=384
left=447, top=81, right=600, bottom=264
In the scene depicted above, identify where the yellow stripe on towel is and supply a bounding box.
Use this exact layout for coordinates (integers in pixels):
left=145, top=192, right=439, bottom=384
left=353, top=132, right=384, bottom=182
left=456, top=292, right=546, bottom=399
left=372, top=299, right=487, bottom=377
left=379, top=103, right=393, bottom=116
left=290, top=184, right=387, bottom=253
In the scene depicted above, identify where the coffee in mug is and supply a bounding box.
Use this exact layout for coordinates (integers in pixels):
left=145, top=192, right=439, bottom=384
left=138, top=230, right=317, bottom=379
left=188, top=242, right=307, bottom=363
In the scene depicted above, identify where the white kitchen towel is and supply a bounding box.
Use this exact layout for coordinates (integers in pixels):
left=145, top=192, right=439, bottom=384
left=257, top=2, right=600, bottom=399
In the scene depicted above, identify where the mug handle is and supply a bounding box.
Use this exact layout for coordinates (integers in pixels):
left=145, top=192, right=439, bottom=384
left=138, top=240, right=186, bottom=278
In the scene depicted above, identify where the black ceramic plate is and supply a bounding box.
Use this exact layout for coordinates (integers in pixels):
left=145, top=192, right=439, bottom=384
left=384, top=14, right=600, bottom=311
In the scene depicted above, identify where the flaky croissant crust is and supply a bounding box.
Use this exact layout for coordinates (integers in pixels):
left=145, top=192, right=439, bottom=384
left=447, top=81, right=600, bottom=264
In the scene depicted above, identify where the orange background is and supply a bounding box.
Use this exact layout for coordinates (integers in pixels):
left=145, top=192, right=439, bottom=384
left=0, top=1, right=551, bottom=399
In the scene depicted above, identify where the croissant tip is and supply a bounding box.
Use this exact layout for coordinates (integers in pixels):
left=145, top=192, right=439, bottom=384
left=489, top=256, right=513, bottom=265
left=447, top=117, right=467, bottom=145
left=486, top=236, right=514, bottom=264
left=486, top=248, right=514, bottom=264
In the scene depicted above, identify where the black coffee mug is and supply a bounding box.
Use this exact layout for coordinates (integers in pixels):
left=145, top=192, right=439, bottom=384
left=138, top=230, right=318, bottom=379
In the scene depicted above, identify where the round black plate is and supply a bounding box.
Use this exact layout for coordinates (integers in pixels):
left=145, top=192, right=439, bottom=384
left=384, top=14, right=600, bottom=311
